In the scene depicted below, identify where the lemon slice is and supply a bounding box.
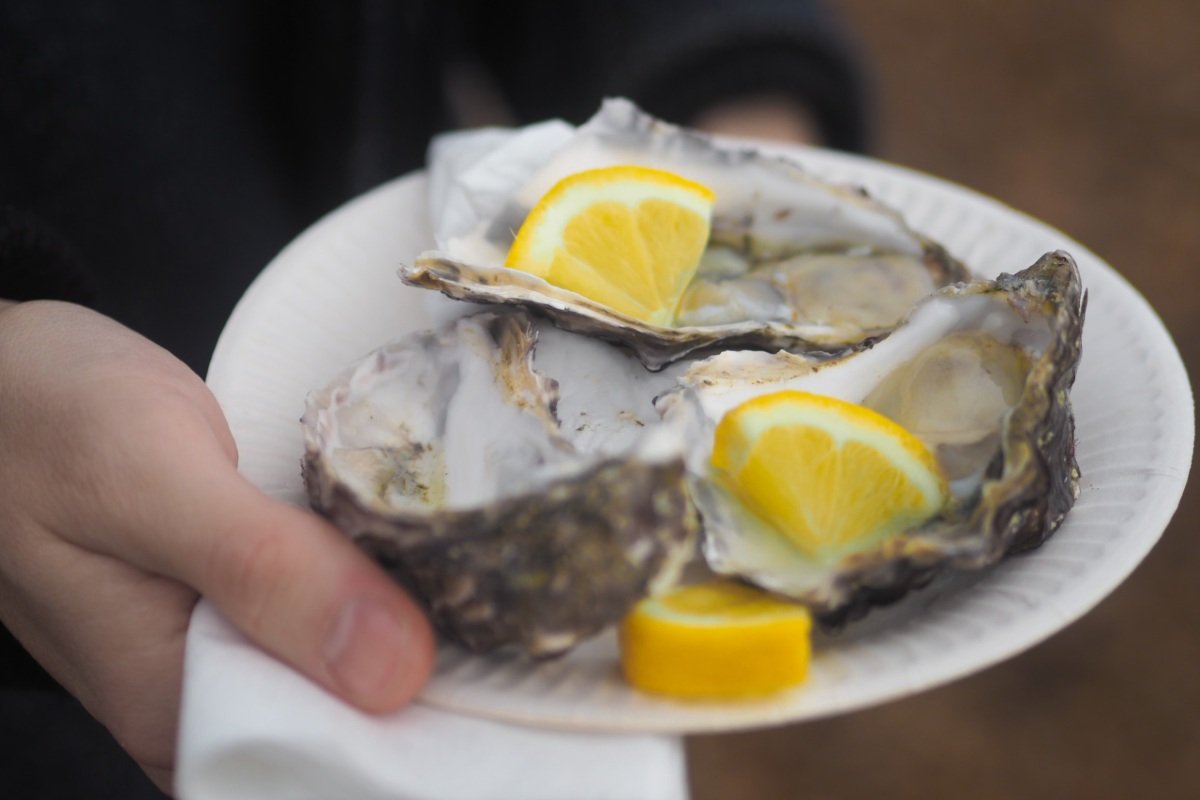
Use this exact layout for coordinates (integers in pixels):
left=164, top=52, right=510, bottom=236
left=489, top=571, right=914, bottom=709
left=506, top=165, right=715, bottom=326
left=711, top=390, right=948, bottom=559
left=619, top=580, right=812, bottom=698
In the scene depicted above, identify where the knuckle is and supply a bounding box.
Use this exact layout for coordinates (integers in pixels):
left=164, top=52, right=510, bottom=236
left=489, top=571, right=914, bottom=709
left=205, top=523, right=294, bottom=638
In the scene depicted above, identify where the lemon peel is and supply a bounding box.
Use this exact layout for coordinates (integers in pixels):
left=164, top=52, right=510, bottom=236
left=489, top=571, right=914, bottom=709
left=619, top=581, right=812, bottom=698
left=711, top=390, right=948, bottom=559
left=506, top=165, right=714, bottom=326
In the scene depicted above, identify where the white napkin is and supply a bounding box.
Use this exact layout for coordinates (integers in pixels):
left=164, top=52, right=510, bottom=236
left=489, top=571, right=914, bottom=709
left=175, top=113, right=689, bottom=800
left=425, top=119, right=573, bottom=250
left=175, top=602, right=686, bottom=800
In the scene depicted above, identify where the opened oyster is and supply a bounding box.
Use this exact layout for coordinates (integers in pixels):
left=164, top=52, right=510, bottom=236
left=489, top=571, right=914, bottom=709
left=302, top=311, right=698, bottom=657
left=658, top=251, right=1085, bottom=622
left=306, top=92, right=1089, bottom=661
left=403, top=98, right=967, bottom=370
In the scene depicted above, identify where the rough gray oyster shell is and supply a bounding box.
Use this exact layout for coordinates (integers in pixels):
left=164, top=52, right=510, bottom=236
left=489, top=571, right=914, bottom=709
left=301, top=311, right=698, bottom=656
left=658, top=251, right=1086, bottom=623
left=402, top=98, right=968, bottom=370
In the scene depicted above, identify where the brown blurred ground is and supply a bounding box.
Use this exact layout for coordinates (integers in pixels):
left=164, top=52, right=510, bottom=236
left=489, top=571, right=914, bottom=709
left=687, top=1, right=1200, bottom=798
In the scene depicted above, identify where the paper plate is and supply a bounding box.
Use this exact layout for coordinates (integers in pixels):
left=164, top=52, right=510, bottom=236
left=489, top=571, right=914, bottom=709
left=207, top=146, right=1193, bottom=733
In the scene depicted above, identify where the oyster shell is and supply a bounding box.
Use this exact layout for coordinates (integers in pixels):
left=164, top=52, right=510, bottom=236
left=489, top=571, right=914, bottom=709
left=658, top=251, right=1086, bottom=622
left=402, top=98, right=967, bottom=370
left=301, top=311, right=698, bottom=657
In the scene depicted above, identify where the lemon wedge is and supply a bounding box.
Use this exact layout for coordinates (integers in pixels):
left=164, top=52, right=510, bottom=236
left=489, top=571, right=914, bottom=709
left=619, top=580, right=812, bottom=698
left=506, top=165, right=715, bottom=326
left=711, top=390, right=948, bottom=559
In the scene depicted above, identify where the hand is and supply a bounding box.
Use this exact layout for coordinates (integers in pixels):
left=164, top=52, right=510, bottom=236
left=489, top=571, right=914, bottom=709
left=691, top=94, right=821, bottom=144
left=0, top=301, right=435, bottom=793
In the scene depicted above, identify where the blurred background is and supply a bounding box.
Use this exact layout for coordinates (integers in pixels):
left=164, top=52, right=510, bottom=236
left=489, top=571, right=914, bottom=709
left=688, top=1, right=1199, bottom=797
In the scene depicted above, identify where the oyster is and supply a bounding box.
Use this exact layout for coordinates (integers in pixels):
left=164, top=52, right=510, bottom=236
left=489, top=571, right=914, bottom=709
left=301, top=311, right=698, bottom=657
left=658, top=251, right=1086, bottom=622
left=402, top=98, right=967, bottom=370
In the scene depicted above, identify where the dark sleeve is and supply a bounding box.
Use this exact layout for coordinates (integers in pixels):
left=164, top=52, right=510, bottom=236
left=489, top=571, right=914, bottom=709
left=0, top=208, right=97, bottom=305
left=0, top=209, right=91, bottom=691
left=457, top=0, right=871, bottom=151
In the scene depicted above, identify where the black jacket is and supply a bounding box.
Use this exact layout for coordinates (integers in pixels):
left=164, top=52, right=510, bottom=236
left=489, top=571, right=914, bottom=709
left=0, top=1, right=868, bottom=795
left=1, top=0, right=868, bottom=371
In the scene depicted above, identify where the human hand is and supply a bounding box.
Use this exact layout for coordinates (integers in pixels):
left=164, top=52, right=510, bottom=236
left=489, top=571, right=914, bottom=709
left=0, top=301, right=435, bottom=793
left=691, top=93, right=821, bottom=144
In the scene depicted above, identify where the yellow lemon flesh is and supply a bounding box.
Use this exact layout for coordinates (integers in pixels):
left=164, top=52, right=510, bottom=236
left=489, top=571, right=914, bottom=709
left=619, top=581, right=812, bottom=698
left=711, top=391, right=948, bottom=560
left=505, top=165, right=715, bottom=326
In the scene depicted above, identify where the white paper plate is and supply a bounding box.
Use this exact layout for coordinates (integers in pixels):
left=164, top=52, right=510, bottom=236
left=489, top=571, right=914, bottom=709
left=207, top=147, right=1193, bottom=734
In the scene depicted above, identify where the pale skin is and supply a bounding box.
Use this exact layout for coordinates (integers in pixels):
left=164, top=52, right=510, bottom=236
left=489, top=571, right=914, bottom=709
left=0, top=97, right=814, bottom=796
left=0, top=298, right=438, bottom=791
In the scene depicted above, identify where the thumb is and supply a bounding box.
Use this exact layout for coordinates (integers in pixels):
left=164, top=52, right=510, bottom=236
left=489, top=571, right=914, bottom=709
left=2, top=301, right=435, bottom=713
left=149, top=466, right=437, bottom=712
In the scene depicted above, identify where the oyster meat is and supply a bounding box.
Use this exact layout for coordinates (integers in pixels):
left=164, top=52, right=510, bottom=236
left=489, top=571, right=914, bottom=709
left=302, top=311, right=698, bottom=657
left=403, top=98, right=967, bottom=370
left=658, top=251, right=1086, bottom=622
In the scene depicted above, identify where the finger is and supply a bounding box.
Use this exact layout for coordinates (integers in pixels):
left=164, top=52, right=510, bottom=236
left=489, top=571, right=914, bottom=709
left=690, top=94, right=821, bottom=144
left=144, top=765, right=174, bottom=796
left=6, top=316, right=437, bottom=713
left=204, top=483, right=436, bottom=711
left=0, top=518, right=194, bottom=775
left=130, top=452, right=437, bottom=713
